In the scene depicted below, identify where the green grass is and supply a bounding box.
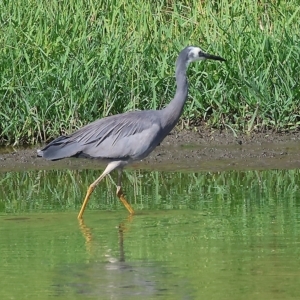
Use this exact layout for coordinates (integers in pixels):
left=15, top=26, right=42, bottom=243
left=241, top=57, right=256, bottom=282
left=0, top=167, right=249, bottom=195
left=1, top=0, right=300, bottom=145
left=1, top=168, right=300, bottom=214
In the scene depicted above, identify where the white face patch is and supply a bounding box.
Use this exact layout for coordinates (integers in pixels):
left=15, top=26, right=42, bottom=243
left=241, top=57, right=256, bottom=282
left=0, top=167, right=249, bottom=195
left=187, top=47, right=206, bottom=63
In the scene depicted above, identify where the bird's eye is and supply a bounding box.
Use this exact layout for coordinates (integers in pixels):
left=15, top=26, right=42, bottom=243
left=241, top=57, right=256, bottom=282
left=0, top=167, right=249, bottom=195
left=198, top=51, right=203, bottom=57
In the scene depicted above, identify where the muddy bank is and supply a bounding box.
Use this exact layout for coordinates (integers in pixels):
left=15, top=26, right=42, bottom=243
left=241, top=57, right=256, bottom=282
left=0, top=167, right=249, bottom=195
left=1, top=129, right=300, bottom=173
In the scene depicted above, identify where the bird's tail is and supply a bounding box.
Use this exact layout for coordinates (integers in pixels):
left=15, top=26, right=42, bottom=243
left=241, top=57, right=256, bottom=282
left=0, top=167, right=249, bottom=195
left=37, top=136, right=82, bottom=161
left=37, top=149, right=43, bottom=157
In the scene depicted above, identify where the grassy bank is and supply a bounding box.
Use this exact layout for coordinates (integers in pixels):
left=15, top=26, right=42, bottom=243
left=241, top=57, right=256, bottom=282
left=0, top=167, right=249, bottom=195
left=1, top=0, right=300, bottom=145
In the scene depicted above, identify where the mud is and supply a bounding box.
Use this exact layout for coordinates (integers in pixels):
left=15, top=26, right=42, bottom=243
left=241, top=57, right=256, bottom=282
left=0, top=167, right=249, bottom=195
left=1, top=129, right=300, bottom=173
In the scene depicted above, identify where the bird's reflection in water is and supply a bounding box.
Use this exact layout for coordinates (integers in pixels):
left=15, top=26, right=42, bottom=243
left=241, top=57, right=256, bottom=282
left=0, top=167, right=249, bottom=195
left=52, top=216, right=178, bottom=299
left=78, top=215, right=134, bottom=262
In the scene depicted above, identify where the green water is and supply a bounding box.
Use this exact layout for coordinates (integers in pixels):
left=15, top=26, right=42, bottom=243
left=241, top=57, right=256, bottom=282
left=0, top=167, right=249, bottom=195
left=1, top=169, right=300, bottom=299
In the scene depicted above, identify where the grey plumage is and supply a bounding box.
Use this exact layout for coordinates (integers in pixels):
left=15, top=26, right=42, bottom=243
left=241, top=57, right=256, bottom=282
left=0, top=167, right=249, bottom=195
left=38, top=110, right=164, bottom=161
left=37, top=46, right=226, bottom=218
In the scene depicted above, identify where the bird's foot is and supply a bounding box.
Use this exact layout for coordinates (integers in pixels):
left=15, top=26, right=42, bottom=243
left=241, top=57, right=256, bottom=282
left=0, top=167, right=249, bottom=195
left=116, top=186, right=134, bottom=214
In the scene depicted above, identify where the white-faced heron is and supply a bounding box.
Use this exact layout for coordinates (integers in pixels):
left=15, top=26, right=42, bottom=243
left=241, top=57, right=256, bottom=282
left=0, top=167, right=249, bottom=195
left=37, top=46, right=226, bottom=218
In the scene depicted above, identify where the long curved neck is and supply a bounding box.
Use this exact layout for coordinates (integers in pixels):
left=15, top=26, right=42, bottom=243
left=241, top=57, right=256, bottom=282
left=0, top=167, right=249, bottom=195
left=161, top=59, right=188, bottom=131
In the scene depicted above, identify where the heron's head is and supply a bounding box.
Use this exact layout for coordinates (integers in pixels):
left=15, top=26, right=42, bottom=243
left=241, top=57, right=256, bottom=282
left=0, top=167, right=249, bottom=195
left=185, top=46, right=226, bottom=64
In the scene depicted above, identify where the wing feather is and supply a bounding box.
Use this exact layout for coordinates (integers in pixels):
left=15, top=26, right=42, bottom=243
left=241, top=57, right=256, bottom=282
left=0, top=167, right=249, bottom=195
left=39, top=110, right=164, bottom=161
left=72, top=110, right=157, bottom=144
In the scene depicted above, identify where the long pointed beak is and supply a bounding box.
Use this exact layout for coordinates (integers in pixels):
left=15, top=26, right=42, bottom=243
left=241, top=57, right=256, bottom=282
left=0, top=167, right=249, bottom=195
left=204, top=52, right=226, bottom=62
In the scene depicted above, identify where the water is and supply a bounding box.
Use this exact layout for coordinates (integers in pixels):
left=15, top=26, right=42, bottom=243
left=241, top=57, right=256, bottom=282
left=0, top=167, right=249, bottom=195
left=1, top=169, right=300, bottom=299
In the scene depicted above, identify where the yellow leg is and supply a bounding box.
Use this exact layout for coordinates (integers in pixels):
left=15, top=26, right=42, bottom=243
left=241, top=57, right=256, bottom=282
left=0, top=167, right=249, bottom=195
left=77, top=161, right=122, bottom=219
left=117, top=186, right=134, bottom=214
left=78, top=185, right=95, bottom=219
